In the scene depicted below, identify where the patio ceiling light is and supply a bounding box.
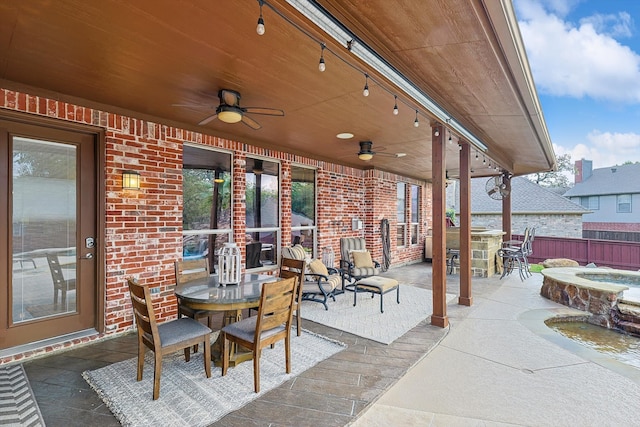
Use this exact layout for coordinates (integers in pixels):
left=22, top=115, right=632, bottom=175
left=256, top=0, right=265, bottom=35
left=284, top=0, right=489, bottom=152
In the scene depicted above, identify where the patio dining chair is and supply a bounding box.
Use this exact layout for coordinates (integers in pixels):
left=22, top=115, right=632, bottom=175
left=46, top=253, right=76, bottom=307
left=279, top=257, right=305, bottom=336
left=127, top=277, right=212, bottom=400
left=175, top=259, right=215, bottom=353
left=498, top=228, right=532, bottom=281
left=221, top=276, right=297, bottom=393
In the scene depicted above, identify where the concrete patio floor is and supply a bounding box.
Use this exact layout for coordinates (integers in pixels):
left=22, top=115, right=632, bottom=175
left=22, top=262, right=640, bottom=426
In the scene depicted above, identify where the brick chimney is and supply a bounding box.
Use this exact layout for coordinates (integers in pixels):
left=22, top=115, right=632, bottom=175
left=575, top=159, right=592, bottom=184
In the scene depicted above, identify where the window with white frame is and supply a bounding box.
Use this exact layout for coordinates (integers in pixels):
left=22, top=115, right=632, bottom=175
left=397, top=182, right=407, bottom=247
left=410, top=184, right=420, bottom=245
left=617, top=194, right=632, bottom=213
left=182, top=145, right=232, bottom=274
left=246, top=158, right=280, bottom=269
left=290, top=165, right=316, bottom=258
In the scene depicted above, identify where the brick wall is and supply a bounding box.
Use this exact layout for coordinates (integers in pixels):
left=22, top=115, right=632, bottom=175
left=1, top=88, right=431, bottom=358
left=470, top=213, right=583, bottom=238
left=583, top=222, right=640, bottom=232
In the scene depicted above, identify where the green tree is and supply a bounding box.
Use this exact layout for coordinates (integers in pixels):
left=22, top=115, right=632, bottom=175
left=291, top=181, right=315, bottom=220
left=527, top=153, right=573, bottom=188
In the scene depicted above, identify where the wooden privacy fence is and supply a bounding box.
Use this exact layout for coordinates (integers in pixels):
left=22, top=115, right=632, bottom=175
left=512, top=234, right=640, bottom=271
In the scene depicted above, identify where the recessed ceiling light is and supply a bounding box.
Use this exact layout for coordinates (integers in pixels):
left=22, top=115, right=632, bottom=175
left=336, top=132, right=354, bottom=139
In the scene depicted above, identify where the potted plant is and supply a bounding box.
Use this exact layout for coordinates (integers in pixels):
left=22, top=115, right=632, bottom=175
left=446, top=208, right=456, bottom=227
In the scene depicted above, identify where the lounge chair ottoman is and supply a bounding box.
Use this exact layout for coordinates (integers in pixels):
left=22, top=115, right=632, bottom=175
left=353, top=276, right=399, bottom=313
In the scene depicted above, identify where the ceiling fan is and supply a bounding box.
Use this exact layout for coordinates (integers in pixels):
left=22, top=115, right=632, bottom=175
left=485, top=175, right=510, bottom=200
left=357, top=140, right=407, bottom=161
left=175, top=89, right=284, bottom=130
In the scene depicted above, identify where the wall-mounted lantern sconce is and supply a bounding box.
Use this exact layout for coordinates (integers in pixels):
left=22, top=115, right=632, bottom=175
left=122, top=170, right=141, bottom=190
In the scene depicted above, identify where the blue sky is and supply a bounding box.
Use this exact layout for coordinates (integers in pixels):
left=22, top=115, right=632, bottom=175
left=514, top=0, right=640, bottom=170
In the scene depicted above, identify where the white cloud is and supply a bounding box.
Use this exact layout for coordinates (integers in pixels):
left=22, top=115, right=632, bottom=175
left=581, top=12, right=633, bottom=38
left=553, top=131, right=640, bottom=168
left=516, top=0, right=640, bottom=103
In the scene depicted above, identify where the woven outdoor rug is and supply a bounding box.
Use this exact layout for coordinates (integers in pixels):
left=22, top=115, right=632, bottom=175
left=83, top=330, right=345, bottom=427
left=301, top=284, right=456, bottom=344
left=0, top=364, right=45, bottom=427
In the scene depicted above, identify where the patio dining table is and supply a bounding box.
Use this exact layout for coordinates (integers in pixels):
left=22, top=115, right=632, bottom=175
left=175, top=273, right=277, bottom=366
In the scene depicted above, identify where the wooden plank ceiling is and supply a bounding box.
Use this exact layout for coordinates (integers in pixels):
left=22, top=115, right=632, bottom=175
left=0, top=0, right=555, bottom=180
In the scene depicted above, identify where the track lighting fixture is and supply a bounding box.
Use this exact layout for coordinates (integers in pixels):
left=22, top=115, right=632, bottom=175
left=414, top=110, right=419, bottom=127
left=318, top=44, right=326, bottom=72
left=434, top=129, right=440, bottom=137
left=363, top=74, right=369, bottom=97
left=448, top=133, right=453, bottom=144
left=475, top=151, right=479, bottom=160
left=393, top=96, right=399, bottom=115
left=483, top=155, right=486, bottom=164
left=256, top=0, right=265, bottom=35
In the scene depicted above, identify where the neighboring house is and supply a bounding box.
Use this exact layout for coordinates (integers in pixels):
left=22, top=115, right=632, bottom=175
left=564, top=159, right=640, bottom=241
left=449, top=176, right=589, bottom=238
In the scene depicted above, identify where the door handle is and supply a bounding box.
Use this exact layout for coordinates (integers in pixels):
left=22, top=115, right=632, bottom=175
left=81, top=253, right=94, bottom=259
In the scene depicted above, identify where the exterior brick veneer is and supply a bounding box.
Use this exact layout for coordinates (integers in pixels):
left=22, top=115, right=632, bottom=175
left=1, top=88, right=432, bottom=363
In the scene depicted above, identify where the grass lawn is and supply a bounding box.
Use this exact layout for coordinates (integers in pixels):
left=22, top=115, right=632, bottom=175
left=529, top=264, right=544, bottom=273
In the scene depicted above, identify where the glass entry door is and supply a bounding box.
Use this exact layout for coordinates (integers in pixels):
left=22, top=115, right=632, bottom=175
left=1, top=119, right=97, bottom=350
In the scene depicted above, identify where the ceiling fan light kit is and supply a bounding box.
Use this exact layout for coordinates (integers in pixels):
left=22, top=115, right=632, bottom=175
left=358, top=140, right=374, bottom=161
left=358, top=152, right=374, bottom=161
left=217, top=105, right=243, bottom=123
left=181, top=89, right=284, bottom=130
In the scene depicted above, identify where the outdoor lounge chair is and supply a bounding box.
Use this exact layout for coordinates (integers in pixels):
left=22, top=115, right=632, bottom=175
left=339, top=237, right=381, bottom=289
left=281, top=244, right=340, bottom=310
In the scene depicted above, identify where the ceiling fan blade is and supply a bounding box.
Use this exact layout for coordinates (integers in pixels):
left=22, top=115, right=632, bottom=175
left=243, top=107, right=285, bottom=116
left=219, top=89, right=240, bottom=106
left=198, top=113, right=218, bottom=126
left=241, top=115, right=262, bottom=130
left=172, top=103, right=211, bottom=109
left=376, top=152, right=407, bottom=158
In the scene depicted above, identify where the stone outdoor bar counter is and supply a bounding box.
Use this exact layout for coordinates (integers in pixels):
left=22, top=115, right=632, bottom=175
left=443, top=227, right=504, bottom=277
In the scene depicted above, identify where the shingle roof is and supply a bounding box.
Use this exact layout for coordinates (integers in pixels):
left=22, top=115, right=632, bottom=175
left=563, top=163, right=640, bottom=197
left=451, top=176, right=589, bottom=214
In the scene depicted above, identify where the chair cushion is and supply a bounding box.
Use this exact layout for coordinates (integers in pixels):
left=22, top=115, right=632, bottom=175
left=340, top=237, right=367, bottom=261
left=221, top=315, right=285, bottom=344
left=157, top=317, right=211, bottom=348
left=351, top=266, right=381, bottom=278
left=308, top=259, right=329, bottom=276
left=302, top=274, right=340, bottom=294
left=282, top=244, right=307, bottom=261
left=352, top=250, right=374, bottom=268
